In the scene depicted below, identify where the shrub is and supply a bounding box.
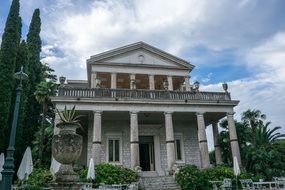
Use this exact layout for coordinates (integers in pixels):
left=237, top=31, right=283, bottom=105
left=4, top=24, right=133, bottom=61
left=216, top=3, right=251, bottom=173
left=79, top=163, right=138, bottom=187
left=17, top=168, right=53, bottom=189
left=175, top=165, right=211, bottom=190
left=206, top=165, right=235, bottom=181
left=18, top=185, right=43, bottom=190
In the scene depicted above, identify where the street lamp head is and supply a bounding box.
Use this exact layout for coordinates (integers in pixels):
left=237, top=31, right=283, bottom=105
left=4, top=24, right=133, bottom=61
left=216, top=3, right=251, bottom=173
left=14, top=66, right=28, bottom=81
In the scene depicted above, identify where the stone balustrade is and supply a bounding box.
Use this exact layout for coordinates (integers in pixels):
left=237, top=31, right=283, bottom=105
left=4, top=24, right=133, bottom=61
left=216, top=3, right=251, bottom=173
left=57, top=87, right=231, bottom=101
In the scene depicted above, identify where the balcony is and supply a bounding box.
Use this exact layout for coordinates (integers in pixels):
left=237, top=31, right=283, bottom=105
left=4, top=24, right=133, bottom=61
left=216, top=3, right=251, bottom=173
left=57, top=87, right=231, bottom=101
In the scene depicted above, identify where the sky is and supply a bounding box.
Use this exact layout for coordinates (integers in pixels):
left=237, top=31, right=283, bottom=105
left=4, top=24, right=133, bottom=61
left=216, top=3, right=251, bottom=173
left=0, top=0, right=285, bottom=150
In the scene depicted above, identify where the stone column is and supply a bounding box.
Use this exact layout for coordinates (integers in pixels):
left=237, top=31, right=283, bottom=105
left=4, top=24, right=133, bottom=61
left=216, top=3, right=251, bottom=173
left=130, top=73, right=136, bottom=89
left=185, top=76, right=191, bottom=91
left=164, top=112, right=175, bottom=174
left=167, top=76, right=173, bottom=91
left=212, top=122, right=223, bottom=165
left=149, top=75, right=155, bottom=90
left=227, top=112, right=242, bottom=167
left=91, top=72, right=97, bottom=88
left=92, top=111, right=102, bottom=165
left=196, top=112, right=210, bottom=169
left=111, top=73, right=117, bottom=89
left=130, top=111, right=140, bottom=170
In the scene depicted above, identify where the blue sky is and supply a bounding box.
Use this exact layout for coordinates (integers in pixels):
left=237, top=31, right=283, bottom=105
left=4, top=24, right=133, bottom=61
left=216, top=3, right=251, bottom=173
left=1, top=0, right=285, bottom=148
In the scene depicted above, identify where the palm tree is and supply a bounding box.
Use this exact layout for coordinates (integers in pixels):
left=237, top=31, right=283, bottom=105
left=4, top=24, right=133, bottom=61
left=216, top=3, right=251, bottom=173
left=241, top=109, right=266, bottom=146
left=34, top=81, right=56, bottom=166
left=256, top=122, right=285, bottom=147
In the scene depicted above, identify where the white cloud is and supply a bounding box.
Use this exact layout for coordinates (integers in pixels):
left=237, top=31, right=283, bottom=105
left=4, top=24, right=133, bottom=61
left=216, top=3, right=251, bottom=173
left=205, top=32, right=285, bottom=150
left=19, top=0, right=276, bottom=79
left=202, top=72, right=213, bottom=83
left=11, top=0, right=285, bottom=151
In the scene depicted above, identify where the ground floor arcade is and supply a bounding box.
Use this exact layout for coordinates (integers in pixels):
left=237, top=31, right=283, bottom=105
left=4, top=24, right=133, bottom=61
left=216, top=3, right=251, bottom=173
left=54, top=110, right=241, bottom=176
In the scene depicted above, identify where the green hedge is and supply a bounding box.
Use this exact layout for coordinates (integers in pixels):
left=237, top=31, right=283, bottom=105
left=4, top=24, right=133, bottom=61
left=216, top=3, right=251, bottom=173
left=79, top=163, right=139, bottom=187
left=175, top=165, right=254, bottom=190
left=175, top=165, right=211, bottom=190
left=16, top=168, right=53, bottom=189
left=206, top=165, right=235, bottom=181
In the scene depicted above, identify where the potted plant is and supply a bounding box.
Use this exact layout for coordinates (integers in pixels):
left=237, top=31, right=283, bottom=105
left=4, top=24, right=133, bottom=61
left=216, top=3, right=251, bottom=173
left=52, top=106, right=83, bottom=182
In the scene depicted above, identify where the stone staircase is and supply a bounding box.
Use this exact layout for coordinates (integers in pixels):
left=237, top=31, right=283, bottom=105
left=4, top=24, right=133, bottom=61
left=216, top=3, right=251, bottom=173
left=139, top=176, right=181, bottom=190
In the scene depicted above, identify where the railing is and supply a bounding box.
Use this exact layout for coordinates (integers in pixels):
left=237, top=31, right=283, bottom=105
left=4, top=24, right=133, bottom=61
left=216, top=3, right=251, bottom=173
left=57, top=87, right=231, bottom=101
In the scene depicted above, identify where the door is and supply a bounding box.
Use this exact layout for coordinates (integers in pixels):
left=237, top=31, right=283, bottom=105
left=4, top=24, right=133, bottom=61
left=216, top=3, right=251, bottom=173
left=139, top=136, right=155, bottom=171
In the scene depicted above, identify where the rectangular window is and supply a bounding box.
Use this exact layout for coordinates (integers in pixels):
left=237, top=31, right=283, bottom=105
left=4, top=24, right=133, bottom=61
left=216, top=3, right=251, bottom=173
left=108, top=139, right=120, bottom=162
left=175, top=139, right=182, bottom=160
left=174, top=134, right=184, bottom=162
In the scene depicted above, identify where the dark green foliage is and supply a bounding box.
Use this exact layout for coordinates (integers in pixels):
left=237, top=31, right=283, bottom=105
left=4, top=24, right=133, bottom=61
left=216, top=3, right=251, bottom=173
left=206, top=166, right=235, bottom=181
left=0, top=0, right=21, bottom=152
left=245, top=146, right=285, bottom=180
left=42, top=63, right=57, bottom=82
left=176, top=165, right=255, bottom=190
left=14, top=40, right=30, bottom=168
left=32, top=124, right=53, bottom=168
left=16, top=168, right=53, bottom=188
left=34, top=80, right=56, bottom=166
left=217, top=109, right=285, bottom=180
left=175, top=165, right=211, bottom=190
left=219, top=119, right=251, bottom=166
left=79, top=163, right=139, bottom=187
left=209, top=150, right=216, bottom=165
left=22, top=8, right=43, bottom=156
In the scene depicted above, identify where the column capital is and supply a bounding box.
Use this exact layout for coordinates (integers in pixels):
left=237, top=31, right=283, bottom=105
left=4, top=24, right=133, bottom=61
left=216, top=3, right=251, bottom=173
left=196, top=112, right=205, bottom=116
left=164, top=111, right=173, bottom=115
left=111, top=72, right=117, bottom=75
left=211, top=121, right=219, bottom=125
left=148, top=74, right=154, bottom=77
left=130, top=111, right=139, bottom=115
left=93, top=110, right=102, bottom=115
left=227, top=112, right=235, bottom=116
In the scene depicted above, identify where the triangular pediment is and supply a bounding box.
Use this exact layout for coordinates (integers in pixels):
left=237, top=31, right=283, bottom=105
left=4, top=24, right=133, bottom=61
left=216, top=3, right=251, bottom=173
left=104, top=49, right=182, bottom=67
left=87, top=42, right=194, bottom=70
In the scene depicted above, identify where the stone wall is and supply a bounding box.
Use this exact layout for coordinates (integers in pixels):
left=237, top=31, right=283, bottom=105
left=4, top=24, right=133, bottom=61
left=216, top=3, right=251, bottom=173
left=84, top=118, right=201, bottom=174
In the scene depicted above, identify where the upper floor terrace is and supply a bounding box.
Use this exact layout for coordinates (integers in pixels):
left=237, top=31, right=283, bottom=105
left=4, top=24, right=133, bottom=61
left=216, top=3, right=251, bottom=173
left=53, top=42, right=237, bottom=105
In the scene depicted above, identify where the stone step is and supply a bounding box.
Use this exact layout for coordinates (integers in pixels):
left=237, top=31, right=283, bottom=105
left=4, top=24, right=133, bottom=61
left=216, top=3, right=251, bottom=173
left=140, top=176, right=181, bottom=190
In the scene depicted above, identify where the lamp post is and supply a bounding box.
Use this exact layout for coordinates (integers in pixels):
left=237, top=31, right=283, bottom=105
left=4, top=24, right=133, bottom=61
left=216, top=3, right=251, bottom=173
left=1, top=66, right=28, bottom=190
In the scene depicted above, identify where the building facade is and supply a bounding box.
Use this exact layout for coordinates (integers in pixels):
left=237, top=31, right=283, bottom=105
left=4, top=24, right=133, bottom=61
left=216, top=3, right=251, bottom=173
left=51, top=42, right=241, bottom=176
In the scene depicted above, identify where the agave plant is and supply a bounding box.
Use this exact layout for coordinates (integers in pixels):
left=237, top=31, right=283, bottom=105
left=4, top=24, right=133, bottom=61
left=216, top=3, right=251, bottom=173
left=56, top=106, right=82, bottom=128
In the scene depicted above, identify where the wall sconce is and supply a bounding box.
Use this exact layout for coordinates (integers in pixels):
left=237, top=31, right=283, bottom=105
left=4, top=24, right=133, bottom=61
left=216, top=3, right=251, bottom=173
left=193, top=81, right=200, bottom=92
left=163, top=80, right=169, bottom=90
left=95, top=77, right=102, bottom=88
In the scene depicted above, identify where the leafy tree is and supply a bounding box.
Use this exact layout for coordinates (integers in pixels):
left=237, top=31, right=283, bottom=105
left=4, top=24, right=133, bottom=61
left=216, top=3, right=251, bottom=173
left=23, top=8, right=43, bottom=151
left=241, top=109, right=266, bottom=146
left=218, top=109, right=285, bottom=180
left=218, top=119, right=251, bottom=166
left=13, top=40, right=30, bottom=167
left=32, top=123, right=54, bottom=168
left=255, top=122, right=285, bottom=147
left=34, top=81, right=56, bottom=166
left=0, top=0, right=21, bottom=152
left=42, top=63, right=57, bottom=82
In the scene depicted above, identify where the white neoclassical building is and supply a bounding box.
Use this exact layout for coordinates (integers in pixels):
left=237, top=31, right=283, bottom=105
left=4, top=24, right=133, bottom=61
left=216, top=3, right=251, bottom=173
left=51, top=42, right=241, bottom=176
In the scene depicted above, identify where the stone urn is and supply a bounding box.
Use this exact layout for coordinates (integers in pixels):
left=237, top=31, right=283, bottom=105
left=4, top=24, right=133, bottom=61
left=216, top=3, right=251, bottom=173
left=52, top=123, right=82, bottom=182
